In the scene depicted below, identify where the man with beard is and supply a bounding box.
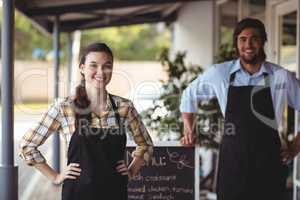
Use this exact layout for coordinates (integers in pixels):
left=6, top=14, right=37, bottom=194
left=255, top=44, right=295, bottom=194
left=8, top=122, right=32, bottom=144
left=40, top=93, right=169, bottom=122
left=180, top=18, right=300, bottom=200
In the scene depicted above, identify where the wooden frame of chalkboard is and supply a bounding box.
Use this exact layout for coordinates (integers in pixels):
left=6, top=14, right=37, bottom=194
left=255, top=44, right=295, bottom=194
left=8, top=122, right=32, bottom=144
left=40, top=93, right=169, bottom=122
left=126, top=141, right=200, bottom=200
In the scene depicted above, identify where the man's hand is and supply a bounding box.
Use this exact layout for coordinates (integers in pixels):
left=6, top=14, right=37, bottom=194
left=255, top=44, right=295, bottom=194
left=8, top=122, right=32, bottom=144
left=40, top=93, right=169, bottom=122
left=180, top=132, right=196, bottom=146
left=281, top=133, right=300, bottom=165
left=181, top=112, right=197, bottom=146
left=281, top=146, right=297, bottom=165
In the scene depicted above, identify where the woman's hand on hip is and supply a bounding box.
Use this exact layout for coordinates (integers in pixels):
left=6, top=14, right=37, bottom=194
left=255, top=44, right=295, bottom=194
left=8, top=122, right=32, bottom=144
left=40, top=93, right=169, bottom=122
left=127, top=156, right=144, bottom=180
left=53, top=163, right=81, bottom=185
left=116, top=160, right=130, bottom=177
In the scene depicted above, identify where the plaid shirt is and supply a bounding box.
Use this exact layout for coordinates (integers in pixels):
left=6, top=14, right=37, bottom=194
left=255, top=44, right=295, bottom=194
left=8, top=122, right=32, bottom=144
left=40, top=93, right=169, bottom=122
left=19, top=94, right=153, bottom=166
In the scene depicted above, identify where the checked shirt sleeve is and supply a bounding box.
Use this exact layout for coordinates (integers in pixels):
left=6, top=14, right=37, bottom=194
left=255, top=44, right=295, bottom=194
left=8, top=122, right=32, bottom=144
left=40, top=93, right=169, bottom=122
left=19, top=101, right=62, bottom=166
left=126, top=101, right=153, bottom=163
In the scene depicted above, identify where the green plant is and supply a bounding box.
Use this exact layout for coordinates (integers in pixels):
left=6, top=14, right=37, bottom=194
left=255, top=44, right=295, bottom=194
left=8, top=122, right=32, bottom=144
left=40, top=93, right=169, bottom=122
left=81, top=24, right=171, bottom=61
left=215, top=43, right=235, bottom=63
left=142, top=49, right=223, bottom=149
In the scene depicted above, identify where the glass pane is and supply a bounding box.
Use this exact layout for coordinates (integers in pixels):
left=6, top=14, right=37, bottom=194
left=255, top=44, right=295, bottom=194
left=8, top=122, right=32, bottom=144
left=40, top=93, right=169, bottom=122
left=217, top=0, right=238, bottom=62
left=279, top=11, right=297, bottom=72
left=219, top=0, right=238, bottom=45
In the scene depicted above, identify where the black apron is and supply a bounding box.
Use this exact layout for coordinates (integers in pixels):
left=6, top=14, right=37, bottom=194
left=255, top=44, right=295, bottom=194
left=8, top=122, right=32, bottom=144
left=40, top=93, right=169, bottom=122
left=62, top=95, right=128, bottom=200
left=217, top=72, right=288, bottom=200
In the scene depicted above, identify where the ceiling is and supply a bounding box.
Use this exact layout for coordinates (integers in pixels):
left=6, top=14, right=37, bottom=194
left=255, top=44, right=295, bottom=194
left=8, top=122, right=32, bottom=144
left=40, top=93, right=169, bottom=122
left=16, top=0, right=203, bottom=34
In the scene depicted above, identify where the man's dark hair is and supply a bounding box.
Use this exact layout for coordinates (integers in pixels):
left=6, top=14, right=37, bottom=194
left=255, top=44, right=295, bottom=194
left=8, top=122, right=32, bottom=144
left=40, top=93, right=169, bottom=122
left=233, top=18, right=267, bottom=60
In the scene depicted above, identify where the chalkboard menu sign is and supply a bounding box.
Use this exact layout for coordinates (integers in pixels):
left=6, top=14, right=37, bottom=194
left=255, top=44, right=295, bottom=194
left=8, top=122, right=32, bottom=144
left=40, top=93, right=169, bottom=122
left=126, top=146, right=195, bottom=200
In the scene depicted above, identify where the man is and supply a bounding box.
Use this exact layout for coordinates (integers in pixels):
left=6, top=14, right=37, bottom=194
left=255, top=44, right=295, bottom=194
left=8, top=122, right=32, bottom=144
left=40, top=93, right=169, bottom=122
left=180, top=18, right=300, bottom=200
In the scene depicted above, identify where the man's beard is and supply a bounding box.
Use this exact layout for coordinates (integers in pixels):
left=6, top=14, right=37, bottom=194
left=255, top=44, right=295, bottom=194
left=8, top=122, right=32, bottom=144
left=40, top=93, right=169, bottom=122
left=240, top=49, right=264, bottom=65
left=241, top=54, right=259, bottom=64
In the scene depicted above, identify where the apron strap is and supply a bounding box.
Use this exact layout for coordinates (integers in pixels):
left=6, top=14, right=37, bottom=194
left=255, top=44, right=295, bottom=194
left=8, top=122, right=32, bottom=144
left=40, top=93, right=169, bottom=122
left=229, top=71, right=236, bottom=85
left=229, top=71, right=270, bottom=87
left=263, top=72, right=270, bottom=87
left=108, top=94, right=122, bottom=127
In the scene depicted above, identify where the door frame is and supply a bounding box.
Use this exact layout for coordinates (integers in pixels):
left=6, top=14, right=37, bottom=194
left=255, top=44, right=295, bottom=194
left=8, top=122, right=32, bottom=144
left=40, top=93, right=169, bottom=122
left=267, top=0, right=299, bottom=199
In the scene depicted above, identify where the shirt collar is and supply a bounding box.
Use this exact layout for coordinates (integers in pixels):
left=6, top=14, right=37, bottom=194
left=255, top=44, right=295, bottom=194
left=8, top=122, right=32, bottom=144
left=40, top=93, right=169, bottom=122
left=230, top=59, right=241, bottom=74
left=230, top=59, right=272, bottom=76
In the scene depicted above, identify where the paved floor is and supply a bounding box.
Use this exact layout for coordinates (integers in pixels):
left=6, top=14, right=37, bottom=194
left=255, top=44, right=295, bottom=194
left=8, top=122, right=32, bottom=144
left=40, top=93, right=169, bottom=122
left=0, top=107, right=62, bottom=200
left=18, top=136, right=63, bottom=200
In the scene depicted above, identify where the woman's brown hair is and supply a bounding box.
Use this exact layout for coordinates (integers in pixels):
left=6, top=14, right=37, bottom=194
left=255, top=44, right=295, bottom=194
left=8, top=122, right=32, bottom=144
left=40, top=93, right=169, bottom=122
left=72, top=42, right=113, bottom=127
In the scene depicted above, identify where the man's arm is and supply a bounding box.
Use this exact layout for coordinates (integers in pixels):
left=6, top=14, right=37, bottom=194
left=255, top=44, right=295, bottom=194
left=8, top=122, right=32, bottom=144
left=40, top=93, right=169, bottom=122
left=180, top=112, right=197, bottom=146
left=179, top=65, right=218, bottom=146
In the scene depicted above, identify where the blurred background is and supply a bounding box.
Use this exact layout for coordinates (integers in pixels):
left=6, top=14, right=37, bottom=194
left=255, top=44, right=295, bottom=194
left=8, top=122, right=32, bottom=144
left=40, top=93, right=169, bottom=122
left=0, top=0, right=299, bottom=199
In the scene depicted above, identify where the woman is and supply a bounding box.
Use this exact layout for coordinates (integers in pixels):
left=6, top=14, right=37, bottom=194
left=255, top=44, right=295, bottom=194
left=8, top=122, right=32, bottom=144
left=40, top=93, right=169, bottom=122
left=19, top=42, right=153, bottom=200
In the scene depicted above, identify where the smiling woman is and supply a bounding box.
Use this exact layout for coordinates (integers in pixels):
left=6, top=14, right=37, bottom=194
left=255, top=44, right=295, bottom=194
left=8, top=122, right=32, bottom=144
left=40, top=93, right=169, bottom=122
left=19, top=42, right=154, bottom=200
left=80, top=49, right=113, bottom=90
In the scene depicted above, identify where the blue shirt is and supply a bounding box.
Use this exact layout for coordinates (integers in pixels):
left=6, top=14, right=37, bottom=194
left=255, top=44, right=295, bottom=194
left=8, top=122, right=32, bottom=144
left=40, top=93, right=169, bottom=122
left=180, top=59, right=300, bottom=131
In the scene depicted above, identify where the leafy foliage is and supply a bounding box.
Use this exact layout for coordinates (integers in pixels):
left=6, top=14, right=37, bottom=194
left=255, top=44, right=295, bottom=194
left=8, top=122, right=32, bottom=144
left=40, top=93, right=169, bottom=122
left=142, top=49, right=223, bottom=149
left=215, top=43, right=235, bottom=63
left=142, top=49, right=202, bottom=137
left=3, top=10, right=171, bottom=61
left=14, top=12, right=51, bottom=60
left=81, top=24, right=171, bottom=61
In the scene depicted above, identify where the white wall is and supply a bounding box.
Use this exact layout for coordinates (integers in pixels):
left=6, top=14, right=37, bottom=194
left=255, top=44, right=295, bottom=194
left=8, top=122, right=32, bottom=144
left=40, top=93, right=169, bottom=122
left=11, top=61, right=163, bottom=104
left=172, top=1, right=214, bottom=68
